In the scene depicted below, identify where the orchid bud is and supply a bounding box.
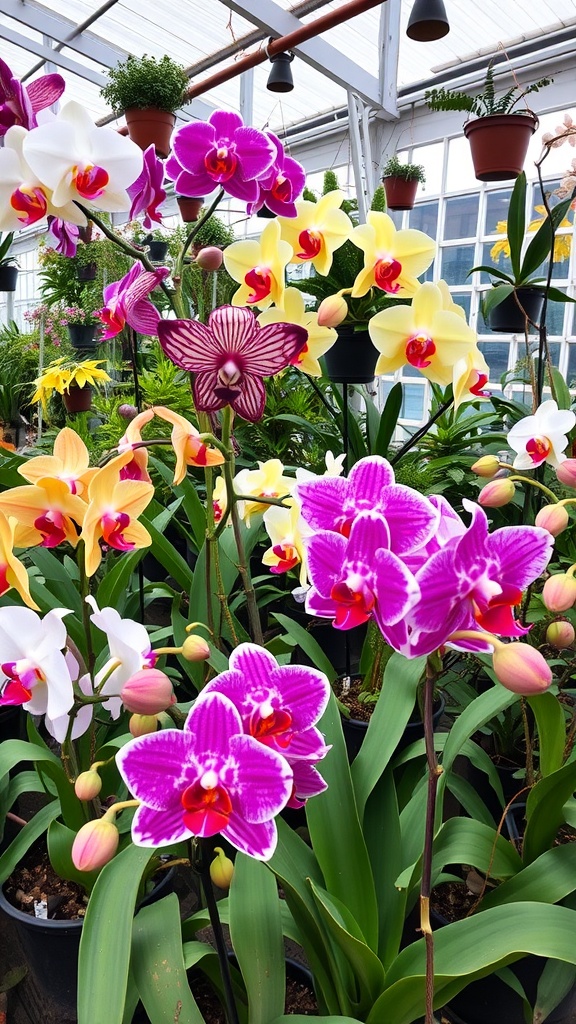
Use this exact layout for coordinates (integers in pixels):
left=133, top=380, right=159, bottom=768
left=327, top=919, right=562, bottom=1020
left=118, top=403, right=138, bottom=420
left=210, top=846, right=234, bottom=889
left=542, top=573, right=576, bottom=612
left=478, top=478, right=516, bottom=507
left=121, top=668, right=176, bottom=715
left=71, top=818, right=119, bottom=871
left=535, top=504, right=570, bottom=537
left=471, top=455, right=500, bottom=478
left=129, top=713, right=159, bottom=737
left=195, top=246, right=223, bottom=271
left=546, top=620, right=575, bottom=649
left=492, top=642, right=552, bottom=695
left=181, top=634, right=210, bottom=662
left=556, top=459, right=576, bottom=488
left=74, top=769, right=102, bottom=801
left=317, top=293, right=348, bottom=328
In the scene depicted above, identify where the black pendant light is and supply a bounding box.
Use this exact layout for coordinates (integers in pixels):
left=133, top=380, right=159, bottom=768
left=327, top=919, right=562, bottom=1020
left=266, top=40, right=295, bottom=93
left=406, top=0, right=450, bottom=41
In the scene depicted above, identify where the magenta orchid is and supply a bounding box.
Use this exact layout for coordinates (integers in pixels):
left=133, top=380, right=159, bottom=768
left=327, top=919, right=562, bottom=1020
left=99, top=261, right=169, bottom=340
left=247, top=132, right=306, bottom=218
left=166, top=110, right=276, bottom=205
left=47, top=216, right=80, bottom=257
left=157, top=305, right=308, bottom=422
left=0, top=58, right=65, bottom=136
left=116, top=692, right=293, bottom=859
left=127, top=144, right=166, bottom=228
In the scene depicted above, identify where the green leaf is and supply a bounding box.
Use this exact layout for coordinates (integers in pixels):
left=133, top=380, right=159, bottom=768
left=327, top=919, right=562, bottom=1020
left=96, top=549, right=145, bottom=613
left=27, top=547, right=83, bottom=617
left=270, top=612, right=337, bottom=681
left=527, top=691, right=566, bottom=777
left=0, top=801, right=61, bottom=884
left=442, top=685, right=518, bottom=775
left=507, top=172, right=527, bottom=280
left=534, top=959, right=576, bottom=1024
left=150, top=456, right=206, bottom=552
left=523, top=759, right=576, bottom=864
left=130, top=893, right=205, bottom=1024
left=78, top=844, right=155, bottom=1024
left=270, top=1018, right=364, bottom=1023
left=521, top=193, right=576, bottom=281
left=47, top=820, right=99, bottom=893
left=140, top=512, right=194, bottom=592
left=374, top=382, right=403, bottom=456
left=229, top=853, right=285, bottom=1024
left=482, top=284, right=514, bottom=316
left=0, top=737, right=60, bottom=779
left=480, top=842, right=576, bottom=911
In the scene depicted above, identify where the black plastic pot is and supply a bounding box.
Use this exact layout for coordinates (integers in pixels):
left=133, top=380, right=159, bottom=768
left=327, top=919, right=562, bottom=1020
left=488, top=287, right=544, bottom=332
left=322, top=325, right=378, bottom=383
left=147, top=240, right=169, bottom=262
left=67, top=323, right=98, bottom=351
left=0, top=265, right=18, bottom=291
left=342, top=692, right=446, bottom=763
left=442, top=955, right=576, bottom=1024
left=76, top=261, right=97, bottom=281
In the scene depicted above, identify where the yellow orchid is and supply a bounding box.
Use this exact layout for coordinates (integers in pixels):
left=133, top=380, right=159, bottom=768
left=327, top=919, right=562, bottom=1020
left=117, top=408, right=154, bottom=484
left=18, top=427, right=97, bottom=497
left=0, top=477, right=87, bottom=549
left=148, top=406, right=225, bottom=485
left=233, top=459, right=295, bottom=526
left=80, top=451, right=155, bottom=577
left=368, top=281, right=478, bottom=384
left=276, top=190, right=353, bottom=276
left=31, top=358, right=112, bottom=411
left=436, top=279, right=467, bottom=320
left=350, top=211, right=436, bottom=299
left=0, top=510, right=39, bottom=609
left=223, top=219, right=293, bottom=310
left=212, top=474, right=228, bottom=526
left=490, top=207, right=572, bottom=264
left=262, top=501, right=308, bottom=586
left=452, top=348, right=491, bottom=411
left=257, top=288, right=337, bottom=376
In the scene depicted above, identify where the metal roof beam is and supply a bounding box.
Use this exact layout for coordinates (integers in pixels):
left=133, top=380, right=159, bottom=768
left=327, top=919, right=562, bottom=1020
left=0, top=23, right=108, bottom=86
left=1, top=0, right=128, bottom=68
left=217, top=0, right=385, bottom=112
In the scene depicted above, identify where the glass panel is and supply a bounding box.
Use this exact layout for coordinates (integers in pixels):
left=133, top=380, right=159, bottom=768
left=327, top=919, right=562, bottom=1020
left=412, top=142, right=444, bottom=195
left=485, top=189, right=513, bottom=235
left=409, top=201, right=439, bottom=236
left=541, top=342, right=561, bottom=367
left=444, top=194, right=479, bottom=239
left=477, top=342, right=510, bottom=382
left=567, top=344, right=576, bottom=387
left=387, top=208, right=404, bottom=230
left=450, top=292, right=471, bottom=321
left=401, top=384, right=425, bottom=421
left=446, top=135, right=477, bottom=192
left=479, top=242, right=512, bottom=283
left=545, top=301, right=567, bottom=336
left=439, top=244, right=476, bottom=286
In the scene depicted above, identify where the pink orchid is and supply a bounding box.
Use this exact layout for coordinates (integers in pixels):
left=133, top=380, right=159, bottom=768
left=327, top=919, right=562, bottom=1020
left=247, top=132, right=306, bottom=218
left=127, top=144, right=166, bottom=228
left=47, top=216, right=79, bottom=258
left=99, top=261, right=169, bottom=339
left=0, top=58, right=65, bottom=137
left=158, top=305, right=307, bottom=422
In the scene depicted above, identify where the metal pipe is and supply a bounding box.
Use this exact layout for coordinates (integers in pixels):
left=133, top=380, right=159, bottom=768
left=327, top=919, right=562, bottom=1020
left=186, top=0, right=387, bottom=100
left=22, top=0, right=120, bottom=80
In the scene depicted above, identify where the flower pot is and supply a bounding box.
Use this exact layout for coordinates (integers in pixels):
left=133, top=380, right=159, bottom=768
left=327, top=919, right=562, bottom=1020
left=463, top=112, right=538, bottom=182
left=63, top=384, right=92, bottom=414
left=147, top=240, right=169, bottom=262
left=67, top=323, right=98, bottom=351
left=341, top=689, right=446, bottom=763
left=442, top=952, right=576, bottom=1024
left=382, top=175, right=419, bottom=211
left=0, top=265, right=18, bottom=291
left=176, top=196, right=204, bottom=222
left=76, top=261, right=97, bottom=282
left=322, top=325, right=378, bottom=384
left=487, top=286, right=544, bottom=332
left=125, top=107, right=175, bottom=159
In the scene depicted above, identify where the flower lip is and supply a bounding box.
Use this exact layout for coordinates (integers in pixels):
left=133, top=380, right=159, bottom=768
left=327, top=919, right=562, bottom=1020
left=374, top=256, right=401, bottom=293
left=406, top=333, right=436, bottom=368
left=526, top=435, right=552, bottom=464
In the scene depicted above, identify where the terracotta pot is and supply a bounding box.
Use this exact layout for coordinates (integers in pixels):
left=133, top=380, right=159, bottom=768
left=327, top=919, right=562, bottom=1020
left=382, top=175, right=419, bottom=210
left=323, top=325, right=378, bottom=384
left=0, top=265, right=18, bottom=291
left=463, top=112, right=538, bottom=181
left=67, top=323, right=98, bottom=351
left=63, top=384, right=92, bottom=414
left=487, top=286, right=544, bottom=332
left=124, top=107, right=175, bottom=159
left=176, top=196, right=204, bottom=222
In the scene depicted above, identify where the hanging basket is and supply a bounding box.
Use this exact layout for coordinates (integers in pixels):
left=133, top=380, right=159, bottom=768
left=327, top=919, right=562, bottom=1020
left=488, top=287, right=545, bottom=332
left=63, top=384, right=92, bottom=414
left=322, top=325, right=378, bottom=384
left=76, top=261, right=97, bottom=282
left=382, top=175, right=419, bottom=211
left=124, top=107, right=175, bottom=159
left=463, top=112, right=538, bottom=182
left=0, top=265, right=18, bottom=292
left=67, top=324, right=98, bottom=351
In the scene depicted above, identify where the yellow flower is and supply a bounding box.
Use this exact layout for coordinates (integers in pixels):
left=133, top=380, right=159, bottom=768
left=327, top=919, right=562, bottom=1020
left=452, top=348, right=491, bottom=410
left=350, top=211, right=436, bottom=299
left=436, top=279, right=467, bottom=320
left=18, top=427, right=97, bottom=497
left=276, top=190, right=353, bottom=276
left=0, top=477, right=87, bottom=549
left=147, top=406, right=225, bottom=486
left=233, top=459, right=294, bottom=526
left=80, top=452, right=154, bottom=577
left=223, top=220, right=293, bottom=310
left=262, top=501, right=308, bottom=586
left=257, top=288, right=337, bottom=377
left=368, top=281, right=478, bottom=384
left=0, top=510, right=39, bottom=609
left=31, top=358, right=111, bottom=411
left=490, top=207, right=572, bottom=264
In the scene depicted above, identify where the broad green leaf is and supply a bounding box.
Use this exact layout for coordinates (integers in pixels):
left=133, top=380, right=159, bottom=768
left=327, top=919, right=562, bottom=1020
left=78, top=843, right=155, bottom=1024
left=523, top=759, right=576, bottom=864
left=507, top=172, right=527, bottom=280
left=47, top=820, right=99, bottom=893
left=96, top=549, right=145, bottom=613
left=375, top=382, right=403, bottom=456
left=481, top=842, right=576, bottom=911
left=482, top=284, right=514, bottom=316
left=444, top=773, right=500, bottom=826
left=271, top=1018, right=364, bottom=1023
left=229, top=853, right=285, bottom=1024
left=150, top=455, right=206, bottom=552
left=534, top=959, right=576, bottom=1024
left=140, top=513, right=195, bottom=592
left=521, top=193, right=576, bottom=281
left=0, top=737, right=60, bottom=779
left=528, top=691, right=566, bottom=777
left=0, top=800, right=60, bottom=883
left=442, top=685, right=517, bottom=775
left=270, top=612, right=337, bottom=681
left=27, top=547, right=83, bottom=618
left=130, top=893, right=204, bottom=1024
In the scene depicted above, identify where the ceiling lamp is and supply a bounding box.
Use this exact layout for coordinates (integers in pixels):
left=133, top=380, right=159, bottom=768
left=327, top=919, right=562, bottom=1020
left=406, top=0, right=450, bottom=41
left=266, top=41, right=295, bottom=92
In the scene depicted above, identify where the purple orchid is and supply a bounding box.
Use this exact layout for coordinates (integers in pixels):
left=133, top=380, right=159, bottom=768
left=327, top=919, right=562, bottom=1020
left=99, top=261, right=169, bottom=340
left=0, top=58, right=65, bottom=137
left=127, top=145, right=166, bottom=228
left=116, top=691, right=293, bottom=860
left=165, top=110, right=276, bottom=204
left=157, top=305, right=308, bottom=422
left=247, top=132, right=306, bottom=218
left=296, top=455, right=439, bottom=557
left=47, top=216, right=79, bottom=258
left=288, top=761, right=328, bottom=809
left=305, top=511, right=420, bottom=639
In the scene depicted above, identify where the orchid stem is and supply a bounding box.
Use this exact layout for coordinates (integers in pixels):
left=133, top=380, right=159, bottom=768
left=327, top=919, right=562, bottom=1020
left=193, top=838, right=240, bottom=1024
left=420, top=651, right=444, bottom=1024
left=508, top=475, right=558, bottom=501
left=391, top=399, right=453, bottom=465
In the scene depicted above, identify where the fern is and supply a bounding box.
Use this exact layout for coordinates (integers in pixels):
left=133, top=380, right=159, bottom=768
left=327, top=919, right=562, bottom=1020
left=425, top=59, right=552, bottom=117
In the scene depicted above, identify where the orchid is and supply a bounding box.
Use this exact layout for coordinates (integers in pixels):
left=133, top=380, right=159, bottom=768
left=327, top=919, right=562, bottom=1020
left=452, top=347, right=491, bottom=409
left=507, top=399, right=576, bottom=469
left=157, top=305, right=308, bottom=422
left=18, top=427, right=97, bottom=497
left=247, top=132, right=306, bottom=217
left=223, top=219, right=293, bottom=310
left=99, top=261, right=169, bottom=340
left=0, top=58, right=65, bottom=136
left=350, top=210, right=436, bottom=298
left=80, top=452, right=154, bottom=576
left=127, top=144, right=166, bottom=227
left=262, top=501, right=308, bottom=585
left=46, top=668, right=93, bottom=744
left=86, top=598, right=157, bottom=719
left=148, top=406, right=225, bottom=484
left=277, top=189, right=353, bottom=276
left=116, top=692, right=293, bottom=859
left=257, top=287, right=337, bottom=376
left=0, top=607, right=73, bottom=721
left=116, top=408, right=154, bottom=483
left=166, top=110, right=276, bottom=205
left=368, top=281, right=478, bottom=384
left=0, top=477, right=86, bottom=549
left=23, top=100, right=143, bottom=214
left=47, top=215, right=80, bottom=257
left=0, top=510, right=39, bottom=609
left=0, top=126, right=85, bottom=231
left=232, top=458, right=294, bottom=525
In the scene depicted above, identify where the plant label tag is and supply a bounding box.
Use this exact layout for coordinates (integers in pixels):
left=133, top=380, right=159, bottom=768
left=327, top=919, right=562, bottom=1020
left=33, top=899, right=48, bottom=919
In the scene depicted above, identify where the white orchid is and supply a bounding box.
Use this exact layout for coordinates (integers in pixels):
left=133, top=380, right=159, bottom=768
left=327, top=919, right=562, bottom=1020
left=507, top=399, right=576, bottom=470
left=0, top=126, right=84, bottom=231
left=86, top=598, right=156, bottom=719
left=0, top=607, right=73, bottom=721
